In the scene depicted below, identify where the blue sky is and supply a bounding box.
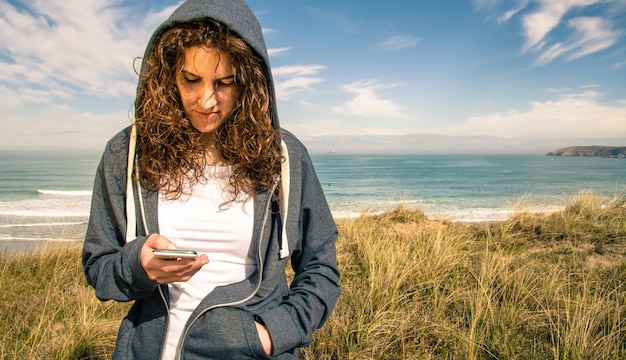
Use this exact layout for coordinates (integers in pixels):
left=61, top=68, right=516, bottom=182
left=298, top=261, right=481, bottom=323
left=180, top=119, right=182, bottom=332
left=1, top=0, right=625, bottom=154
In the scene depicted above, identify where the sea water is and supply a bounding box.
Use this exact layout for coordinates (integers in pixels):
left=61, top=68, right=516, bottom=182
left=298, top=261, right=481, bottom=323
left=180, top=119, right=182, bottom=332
left=311, top=153, right=625, bottom=221
left=0, top=151, right=100, bottom=249
left=0, top=151, right=624, bottom=249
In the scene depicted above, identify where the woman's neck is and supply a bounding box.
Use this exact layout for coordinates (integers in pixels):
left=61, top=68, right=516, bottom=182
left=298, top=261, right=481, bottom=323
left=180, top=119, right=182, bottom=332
left=204, top=152, right=226, bottom=166
left=199, top=134, right=227, bottom=166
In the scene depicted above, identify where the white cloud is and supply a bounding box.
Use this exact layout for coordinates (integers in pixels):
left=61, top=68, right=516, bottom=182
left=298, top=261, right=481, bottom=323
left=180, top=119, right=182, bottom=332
left=332, top=80, right=408, bottom=118
left=432, top=90, right=626, bottom=139
left=0, top=106, right=131, bottom=151
left=0, top=0, right=174, bottom=104
left=565, top=16, right=620, bottom=60
left=0, top=84, right=53, bottom=109
left=285, top=119, right=345, bottom=139
left=272, top=65, right=325, bottom=76
left=521, top=0, right=602, bottom=52
left=478, top=0, right=621, bottom=65
left=497, top=2, right=529, bottom=25
left=261, top=27, right=275, bottom=35
left=276, top=77, right=324, bottom=100
left=268, top=46, right=293, bottom=56
left=295, top=89, right=626, bottom=154
left=272, top=64, right=325, bottom=101
left=534, top=16, right=620, bottom=65
left=517, top=0, right=626, bottom=67
left=378, top=35, right=419, bottom=51
left=289, top=118, right=408, bottom=139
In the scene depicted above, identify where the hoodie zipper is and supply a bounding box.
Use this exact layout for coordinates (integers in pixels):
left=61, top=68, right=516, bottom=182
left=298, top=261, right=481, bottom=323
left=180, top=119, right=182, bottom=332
left=158, top=285, right=170, bottom=359
left=172, top=179, right=278, bottom=360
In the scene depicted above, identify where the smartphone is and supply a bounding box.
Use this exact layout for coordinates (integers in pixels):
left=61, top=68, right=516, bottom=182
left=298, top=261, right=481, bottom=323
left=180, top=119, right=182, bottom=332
left=153, top=249, right=198, bottom=260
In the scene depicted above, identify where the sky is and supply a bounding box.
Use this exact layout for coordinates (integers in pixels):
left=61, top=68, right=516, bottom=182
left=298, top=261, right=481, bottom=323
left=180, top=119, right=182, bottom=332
left=0, top=0, right=625, bottom=154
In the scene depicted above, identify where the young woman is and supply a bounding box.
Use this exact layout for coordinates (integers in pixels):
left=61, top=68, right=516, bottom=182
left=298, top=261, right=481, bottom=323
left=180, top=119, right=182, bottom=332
left=82, top=0, right=341, bottom=359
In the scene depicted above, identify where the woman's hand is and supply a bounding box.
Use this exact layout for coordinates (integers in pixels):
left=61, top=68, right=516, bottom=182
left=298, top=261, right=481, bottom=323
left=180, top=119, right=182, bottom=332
left=255, top=321, right=273, bottom=355
left=140, top=234, right=209, bottom=284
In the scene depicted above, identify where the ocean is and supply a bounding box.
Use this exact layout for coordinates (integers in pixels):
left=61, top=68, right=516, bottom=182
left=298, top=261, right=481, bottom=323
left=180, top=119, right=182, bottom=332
left=1, top=151, right=624, bottom=251
left=311, top=153, right=625, bottom=221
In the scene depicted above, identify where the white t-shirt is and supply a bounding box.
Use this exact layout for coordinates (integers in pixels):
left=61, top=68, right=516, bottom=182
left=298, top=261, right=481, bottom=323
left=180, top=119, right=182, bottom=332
left=158, top=166, right=255, bottom=359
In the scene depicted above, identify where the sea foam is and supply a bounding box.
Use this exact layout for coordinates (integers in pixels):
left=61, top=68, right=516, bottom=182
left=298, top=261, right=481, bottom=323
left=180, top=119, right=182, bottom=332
left=37, top=189, right=92, bottom=196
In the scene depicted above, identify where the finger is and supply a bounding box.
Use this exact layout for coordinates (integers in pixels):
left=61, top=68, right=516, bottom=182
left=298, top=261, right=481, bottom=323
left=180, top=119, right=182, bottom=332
left=196, top=254, right=209, bottom=266
left=150, top=254, right=209, bottom=283
left=145, top=234, right=176, bottom=250
left=167, top=256, right=208, bottom=282
left=142, top=253, right=193, bottom=283
left=160, top=258, right=196, bottom=273
left=152, top=262, right=194, bottom=283
left=181, top=255, right=209, bottom=275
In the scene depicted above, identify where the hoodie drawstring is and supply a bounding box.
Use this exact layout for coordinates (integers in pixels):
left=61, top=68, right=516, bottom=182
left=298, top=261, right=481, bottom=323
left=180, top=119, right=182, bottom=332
left=125, top=124, right=138, bottom=242
left=279, top=140, right=290, bottom=259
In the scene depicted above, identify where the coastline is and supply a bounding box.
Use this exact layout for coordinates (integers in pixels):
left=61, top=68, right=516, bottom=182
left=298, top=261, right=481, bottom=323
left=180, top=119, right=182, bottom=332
left=2, top=153, right=624, bottom=255
left=0, top=203, right=566, bottom=254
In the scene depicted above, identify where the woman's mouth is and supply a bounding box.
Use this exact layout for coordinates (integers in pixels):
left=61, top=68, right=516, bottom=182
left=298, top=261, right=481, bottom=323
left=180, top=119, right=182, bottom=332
left=197, top=111, right=218, bottom=120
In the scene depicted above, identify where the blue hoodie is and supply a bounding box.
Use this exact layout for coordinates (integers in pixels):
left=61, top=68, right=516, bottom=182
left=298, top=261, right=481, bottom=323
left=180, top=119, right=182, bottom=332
left=82, top=1, right=340, bottom=358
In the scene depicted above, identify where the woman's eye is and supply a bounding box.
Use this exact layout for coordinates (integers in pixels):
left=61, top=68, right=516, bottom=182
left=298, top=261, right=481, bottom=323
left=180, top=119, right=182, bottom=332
left=216, top=80, right=234, bottom=87
left=183, top=77, right=200, bottom=84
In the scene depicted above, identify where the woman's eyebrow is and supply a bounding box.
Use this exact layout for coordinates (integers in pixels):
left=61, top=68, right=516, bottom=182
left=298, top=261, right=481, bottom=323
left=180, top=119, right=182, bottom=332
left=216, top=74, right=235, bottom=81
left=179, top=70, right=234, bottom=81
left=180, top=69, right=200, bottom=78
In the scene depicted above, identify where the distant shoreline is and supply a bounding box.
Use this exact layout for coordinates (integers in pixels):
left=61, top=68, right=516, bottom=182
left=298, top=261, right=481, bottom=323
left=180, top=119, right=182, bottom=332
left=546, top=146, right=626, bottom=158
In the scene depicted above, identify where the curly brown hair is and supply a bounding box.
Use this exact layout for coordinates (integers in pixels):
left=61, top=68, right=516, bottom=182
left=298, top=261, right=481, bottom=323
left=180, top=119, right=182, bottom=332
left=134, top=19, right=282, bottom=202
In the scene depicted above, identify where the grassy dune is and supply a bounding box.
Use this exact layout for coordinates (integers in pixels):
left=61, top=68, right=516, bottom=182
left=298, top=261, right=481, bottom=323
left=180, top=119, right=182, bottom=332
left=1, top=191, right=624, bottom=359
left=0, top=243, right=128, bottom=359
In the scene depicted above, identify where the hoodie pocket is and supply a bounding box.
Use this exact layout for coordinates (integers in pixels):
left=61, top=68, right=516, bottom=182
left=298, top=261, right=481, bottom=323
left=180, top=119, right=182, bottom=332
left=180, top=307, right=272, bottom=360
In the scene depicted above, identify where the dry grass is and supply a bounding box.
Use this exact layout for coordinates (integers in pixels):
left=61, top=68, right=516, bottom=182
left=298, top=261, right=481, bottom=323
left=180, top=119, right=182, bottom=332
left=1, top=191, right=624, bottom=359
left=303, top=191, right=626, bottom=359
left=0, top=244, right=128, bottom=359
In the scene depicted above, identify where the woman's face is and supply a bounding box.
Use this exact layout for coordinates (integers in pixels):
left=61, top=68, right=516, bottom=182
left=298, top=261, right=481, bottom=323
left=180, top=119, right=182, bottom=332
left=176, top=46, right=237, bottom=138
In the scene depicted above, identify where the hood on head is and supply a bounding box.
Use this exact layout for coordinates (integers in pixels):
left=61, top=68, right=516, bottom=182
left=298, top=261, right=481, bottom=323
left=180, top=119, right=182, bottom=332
left=136, top=0, right=279, bottom=131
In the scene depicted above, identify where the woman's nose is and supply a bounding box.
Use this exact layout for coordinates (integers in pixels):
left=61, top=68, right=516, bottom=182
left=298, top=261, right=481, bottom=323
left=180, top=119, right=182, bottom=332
left=199, top=84, right=217, bottom=108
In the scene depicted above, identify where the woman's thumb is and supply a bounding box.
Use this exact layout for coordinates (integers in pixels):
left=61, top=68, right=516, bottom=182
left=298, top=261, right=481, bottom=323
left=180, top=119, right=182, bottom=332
left=145, top=234, right=176, bottom=250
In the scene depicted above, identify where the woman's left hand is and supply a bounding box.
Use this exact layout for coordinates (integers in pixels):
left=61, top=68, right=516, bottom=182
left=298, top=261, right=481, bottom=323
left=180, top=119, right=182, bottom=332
left=255, top=321, right=273, bottom=355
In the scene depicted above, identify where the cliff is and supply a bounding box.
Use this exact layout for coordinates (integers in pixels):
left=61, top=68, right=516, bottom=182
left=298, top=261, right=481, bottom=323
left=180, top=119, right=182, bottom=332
left=546, top=146, right=626, bottom=158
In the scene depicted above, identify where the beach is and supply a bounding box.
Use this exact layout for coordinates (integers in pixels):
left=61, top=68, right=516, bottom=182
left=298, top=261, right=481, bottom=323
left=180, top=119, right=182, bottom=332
left=1, top=151, right=625, bottom=252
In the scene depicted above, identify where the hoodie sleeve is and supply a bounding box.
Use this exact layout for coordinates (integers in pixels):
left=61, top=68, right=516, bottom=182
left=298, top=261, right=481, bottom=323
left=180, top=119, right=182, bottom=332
left=82, top=129, right=158, bottom=302
left=257, top=132, right=341, bottom=354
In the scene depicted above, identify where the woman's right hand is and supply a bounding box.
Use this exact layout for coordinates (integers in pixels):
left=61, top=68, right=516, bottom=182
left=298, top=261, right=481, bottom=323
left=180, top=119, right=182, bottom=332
left=140, top=234, right=209, bottom=284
